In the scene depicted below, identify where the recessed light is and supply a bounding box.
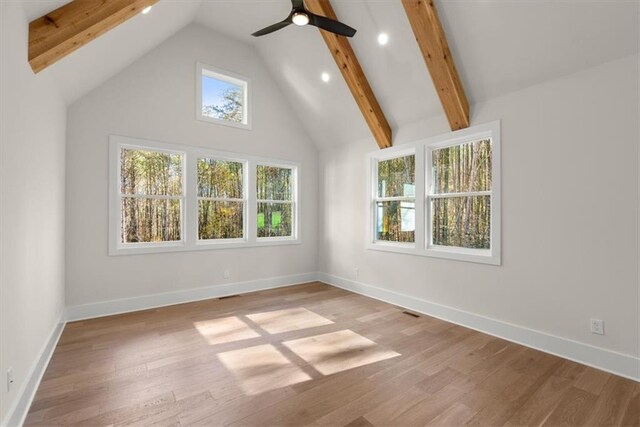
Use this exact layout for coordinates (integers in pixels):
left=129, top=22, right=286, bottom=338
left=142, top=6, right=152, bottom=14
left=377, top=33, right=389, bottom=46
left=321, top=72, right=330, bottom=83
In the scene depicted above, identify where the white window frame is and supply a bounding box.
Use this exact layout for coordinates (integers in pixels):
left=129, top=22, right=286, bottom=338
left=371, top=147, right=417, bottom=249
left=367, top=120, right=501, bottom=265
left=256, top=163, right=299, bottom=242
left=196, top=62, right=252, bottom=130
left=109, top=135, right=300, bottom=255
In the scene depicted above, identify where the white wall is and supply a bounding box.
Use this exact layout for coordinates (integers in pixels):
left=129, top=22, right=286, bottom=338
left=0, top=3, right=67, bottom=424
left=319, top=54, right=639, bottom=358
left=65, top=24, right=319, bottom=308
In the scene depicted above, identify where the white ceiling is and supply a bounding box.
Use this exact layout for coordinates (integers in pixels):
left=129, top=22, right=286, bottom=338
left=18, top=0, right=639, bottom=147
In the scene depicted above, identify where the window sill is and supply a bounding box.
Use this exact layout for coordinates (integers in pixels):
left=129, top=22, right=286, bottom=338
left=367, top=242, right=500, bottom=266
left=110, top=238, right=301, bottom=256
left=196, top=114, right=252, bottom=130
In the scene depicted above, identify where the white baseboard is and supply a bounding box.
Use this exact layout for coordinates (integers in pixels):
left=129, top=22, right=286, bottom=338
left=318, top=272, right=640, bottom=382
left=2, top=314, right=66, bottom=427
left=66, top=273, right=319, bottom=322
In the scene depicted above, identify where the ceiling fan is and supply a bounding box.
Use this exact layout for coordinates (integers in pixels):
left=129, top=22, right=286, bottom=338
left=252, top=0, right=357, bottom=38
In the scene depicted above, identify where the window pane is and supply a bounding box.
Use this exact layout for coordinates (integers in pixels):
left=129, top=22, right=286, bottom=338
left=432, top=139, right=491, bottom=194
left=121, top=198, right=181, bottom=243
left=377, top=155, right=415, bottom=198
left=197, top=158, right=244, bottom=199
left=198, top=200, right=244, bottom=240
left=120, top=148, right=182, bottom=196
left=202, top=75, right=244, bottom=123
left=257, top=166, right=293, bottom=201
left=431, top=195, right=490, bottom=249
left=257, top=202, right=293, bottom=238
left=375, top=200, right=415, bottom=243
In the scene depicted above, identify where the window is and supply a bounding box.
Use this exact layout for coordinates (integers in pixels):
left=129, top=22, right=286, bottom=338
left=119, top=146, right=185, bottom=246
left=374, top=154, right=416, bottom=244
left=197, top=158, right=246, bottom=241
left=257, top=165, right=296, bottom=239
left=429, top=140, right=491, bottom=250
left=368, top=121, right=501, bottom=265
left=109, top=136, right=299, bottom=255
left=196, top=63, right=251, bottom=129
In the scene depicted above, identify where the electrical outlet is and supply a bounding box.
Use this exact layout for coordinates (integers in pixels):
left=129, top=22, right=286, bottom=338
left=590, top=319, right=605, bottom=335
left=354, top=268, right=359, bottom=278
left=223, top=270, right=230, bottom=279
left=7, top=368, right=13, bottom=392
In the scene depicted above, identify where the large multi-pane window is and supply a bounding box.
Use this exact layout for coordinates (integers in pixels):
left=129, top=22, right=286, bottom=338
left=369, top=121, right=500, bottom=265
left=110, top=136, right=298, bottom=255
left=197, top=158, right=246, bottom=240
left=257, top=165, right=295, bottom=238
left=374, top=154, right=415, bottom=243
left=119, top=147, right=184, bottom=244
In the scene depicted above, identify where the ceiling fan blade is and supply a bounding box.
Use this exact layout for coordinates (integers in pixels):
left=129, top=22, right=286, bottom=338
left=308, top=13, right=356, bottom=37
left=252, top=20, right=292, bottom=37
left=292, top=0, right=304, bottom=9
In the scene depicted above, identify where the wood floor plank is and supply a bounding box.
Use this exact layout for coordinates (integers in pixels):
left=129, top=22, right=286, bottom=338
left=585, top=376, right=637, bottom=426
left=23, top=282, right=638, bottom=426
left=542, top=386, right=598, bottom=426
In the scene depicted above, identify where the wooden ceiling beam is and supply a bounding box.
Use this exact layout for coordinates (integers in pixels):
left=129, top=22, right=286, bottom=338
left=29, top=0, right=158, bottom=74
left=305, top=0, right=392, bottom=149
left=401, top=0, right=469, bottom=130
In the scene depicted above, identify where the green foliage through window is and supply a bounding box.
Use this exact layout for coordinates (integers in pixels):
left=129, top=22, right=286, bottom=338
left=257, top=165, right=294, bottom=238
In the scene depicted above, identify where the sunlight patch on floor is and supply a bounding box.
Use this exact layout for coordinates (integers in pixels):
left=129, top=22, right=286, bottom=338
left=283, top=330, right=401, bottom=375
left=247, top=307, right=334, bottom=334
left=194, top=316, right=260, bottom=345
left=217, top=344, right=312, bottom=395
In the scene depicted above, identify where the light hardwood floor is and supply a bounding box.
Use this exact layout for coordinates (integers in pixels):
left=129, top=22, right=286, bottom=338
left=25, top=282, right=639, bottom=426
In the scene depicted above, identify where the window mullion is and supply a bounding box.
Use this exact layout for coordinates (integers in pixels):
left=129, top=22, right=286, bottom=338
left=429, top=190, right=492, bottom=199
left=415, top=145, right=426, bottom=250
left=425, top=147, right=434, bottom=249
left=186, top=150, right=198, bottom=247
left=247, top=160, right=257, bottom=243
left=120, top=194, right=183, bottom=200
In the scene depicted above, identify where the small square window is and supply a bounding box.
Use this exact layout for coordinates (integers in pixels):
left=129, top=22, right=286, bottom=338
left=196, top=63, right=250, bottom=129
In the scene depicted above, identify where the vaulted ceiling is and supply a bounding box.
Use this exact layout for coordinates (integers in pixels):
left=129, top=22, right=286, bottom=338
left=20, top=0, right=639, bottom=148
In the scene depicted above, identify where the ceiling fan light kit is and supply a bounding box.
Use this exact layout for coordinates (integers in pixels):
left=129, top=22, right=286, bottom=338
left=252, top=0, right=356, bottom=38
left=292, top=12, right=310, bottom=26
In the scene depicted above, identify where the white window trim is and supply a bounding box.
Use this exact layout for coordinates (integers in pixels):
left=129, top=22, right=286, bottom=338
left=109, top=135, right=300, bottom=256
left=196, top=62, right=252, bottom=130
left=367, top=120, right=501, bottom=266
